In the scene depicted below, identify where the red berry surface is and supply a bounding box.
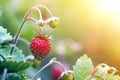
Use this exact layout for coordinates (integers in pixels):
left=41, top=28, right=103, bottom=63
left=30, top=35, right=51, bottom=60
left=51, top=64, right=64, bottom=80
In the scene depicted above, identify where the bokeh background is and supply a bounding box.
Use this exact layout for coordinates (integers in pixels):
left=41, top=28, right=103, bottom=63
left=1, top=0, right=120, bottom=79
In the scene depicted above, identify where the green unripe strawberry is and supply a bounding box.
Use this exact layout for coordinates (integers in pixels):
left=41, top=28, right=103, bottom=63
left=26, top=55, right=41, bottom=68
left=46, top=17, right=59, bottom=28
left=59, top=70, right=74, bottom=80
left=32, top=58, right=41, bottom=68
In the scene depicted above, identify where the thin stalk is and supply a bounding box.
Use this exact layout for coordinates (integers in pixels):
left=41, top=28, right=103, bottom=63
left=85, top=75, right=92, bottom=80
left=19, top=37, right=30, bottom=46
left=31, top=58, right=66, bottom=80
left=33, top=7, right=42, bottom=20
left=10, top=19, right=26, bottom=55
left=9, top=6, right=41, bottom=55
left=35, top=5, right=53, bottom=17
left=0, top=53, right=6, bottom=61
left=94, top=75, right=104, bottom=80
left=85, top=74, right=104, bottom=80
left=38, top=27, right=44, bottom=34
left=52, top=60, right=66, bottom=73
left=30, top=7, right=44, bottom=34
left=1, top=68, right=7, bottom=80
left=27, top=17, right=37, bottom=23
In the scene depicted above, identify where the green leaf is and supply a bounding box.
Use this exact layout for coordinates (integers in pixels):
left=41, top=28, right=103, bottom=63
left=91, top=63, right=120, bottom=80
left=0, top=45, right=32, bottom=72
left=0, top=60, right=32, bottom=72
left=0, top=26, right=12, bottom=44
left=0, top=45, right=25, bottom=61
left=105, top=74, right=120, bottom=80
left=73, top=54, right=93, bottom=80
left=6, top=73, right=28, bottom=80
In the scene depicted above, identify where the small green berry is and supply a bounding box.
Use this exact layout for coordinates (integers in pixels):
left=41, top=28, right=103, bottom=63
left=32, top=58, right=41, bottom=68
left=59, top=70, right=74, bottom=80
left=47, top=17, right=59, bottom=28
left=26, top=55, right=41, bottom=68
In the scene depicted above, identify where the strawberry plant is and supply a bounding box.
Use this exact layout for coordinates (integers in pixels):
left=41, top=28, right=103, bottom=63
left=0, top=5, right=120, bottom=80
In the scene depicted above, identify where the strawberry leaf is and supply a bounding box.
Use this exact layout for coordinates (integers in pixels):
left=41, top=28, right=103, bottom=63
left=0, top=45, right=25, bottom=61
left=6, top=73, right=25, bottom=80
left=0, top=26, right=12, bottom=44
left=91, top=63, right=120, bottom=80
left=105, top=74, right=120, bottom=80
left=73, top=55, right=93, bottom=80
left=0, top=44, right=32, bottom=72
left=5, top=72, right=28, bottom=80
left=0, top=60, right=32, bottom=72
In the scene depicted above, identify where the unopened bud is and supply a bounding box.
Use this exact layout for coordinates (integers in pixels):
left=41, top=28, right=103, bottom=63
left=46, top=17, right=59, bottom=28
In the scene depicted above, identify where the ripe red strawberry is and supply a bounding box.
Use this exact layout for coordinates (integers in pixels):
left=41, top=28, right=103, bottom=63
left=51, top=64, right=64, bottom=80
left=30, top=34, right=51, bottom=60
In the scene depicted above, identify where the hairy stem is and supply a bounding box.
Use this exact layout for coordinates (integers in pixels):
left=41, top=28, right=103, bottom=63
left=35, top=5, right=53, bottom=17
left=9, top=6, right=41, bottom=55
left=34, top=7, right=42, bottom=20
left=10, top=19, right=26, bottom=55
left=38, top=27, right=44, bottom=34
left=1, top=68, right=7, bottom=80
left=94, top=75, right=104, bottom=80
left=27, top=17, right=37, bottom=23
left=85, top=74, right=104, bottom=80
left=9, top=5, right=53, bottom=55
left=31, top=58, right=66, bottom=80
left=19, top=37, right=30, bottom=47
left=0, top=53, right=6, bottom=61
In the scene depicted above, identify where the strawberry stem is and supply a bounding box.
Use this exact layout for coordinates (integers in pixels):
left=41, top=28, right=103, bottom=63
left=34, top=7, right=42, bottom=20
left=85, top=74, right=104, bottom=80
left=18, top=37, right=30, bottom=47
left=31, top=58, right=66, bottom=80
left=0, top=53, right=6, bottom=61
left=39, top=27, right=44, bottom=34
left=10, top=19, right=27, bottom=55
left=10, top=19, right=26, bottom=55
left=35, top=5, right=53, bottom=17
left=27, top=17, right=37, bottom=23
left=94, top=75, right=104, bottom=80
left=9, top=6, right=42, bottom=55
left=9, top=5, right=54, bottom=55
left=1, top=68, right=7, bottom=80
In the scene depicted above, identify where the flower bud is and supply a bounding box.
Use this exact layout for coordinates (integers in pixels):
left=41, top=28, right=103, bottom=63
left=46, top=17, right=59, bottom=28
left=59, top=70, right=74, bottom=80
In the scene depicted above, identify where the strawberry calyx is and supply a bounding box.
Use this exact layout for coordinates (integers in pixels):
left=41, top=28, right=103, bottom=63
left=35, top=33, right=51, bottom=41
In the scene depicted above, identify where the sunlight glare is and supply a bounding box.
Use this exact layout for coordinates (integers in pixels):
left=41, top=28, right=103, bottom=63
left=97, top=0, right=120, bottom=13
